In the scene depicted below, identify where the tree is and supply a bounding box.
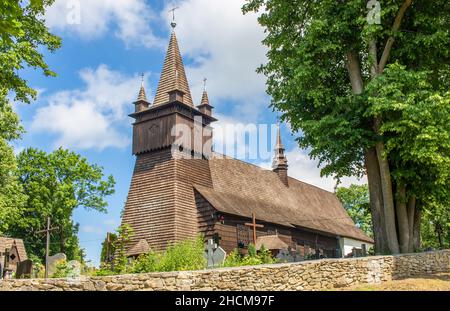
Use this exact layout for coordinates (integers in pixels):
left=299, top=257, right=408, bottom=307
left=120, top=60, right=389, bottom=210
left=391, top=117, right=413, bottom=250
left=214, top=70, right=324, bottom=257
left=1, top=0, right=61, bottom=103
left=336, top=184, right=373, bottom=238
left=243, top=0, right=449, bottom=254
left=0, top=92, right=26, bottom=234
left=7, top=148, right=115, bottom=261
left=0, top=0, right=61, bottom=232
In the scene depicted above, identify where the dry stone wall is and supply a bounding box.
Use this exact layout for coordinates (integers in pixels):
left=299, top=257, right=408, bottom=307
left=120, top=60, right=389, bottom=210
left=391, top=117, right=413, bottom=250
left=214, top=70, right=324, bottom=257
left=1, top=250, right=448, bottom=291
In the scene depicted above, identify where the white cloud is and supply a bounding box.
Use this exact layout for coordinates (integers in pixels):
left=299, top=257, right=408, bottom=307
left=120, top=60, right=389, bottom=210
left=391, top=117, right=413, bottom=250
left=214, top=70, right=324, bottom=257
left=257, top=148, right=367, bottom=192
left=31, top=65, right=149, bottom=150
left=162, top=0, right=268, bottom=117
left=45, top=0, right=163, bottom=48
left=47, top=0, right=268, bottom=120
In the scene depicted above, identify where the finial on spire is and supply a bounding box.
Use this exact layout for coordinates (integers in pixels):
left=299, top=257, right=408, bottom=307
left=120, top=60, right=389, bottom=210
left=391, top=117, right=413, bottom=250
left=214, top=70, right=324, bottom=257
left=140, top=72, right=144, bottom=86
left=203, top=77, right=207, bottom=92
left=169, top=7, right=179, bottom=29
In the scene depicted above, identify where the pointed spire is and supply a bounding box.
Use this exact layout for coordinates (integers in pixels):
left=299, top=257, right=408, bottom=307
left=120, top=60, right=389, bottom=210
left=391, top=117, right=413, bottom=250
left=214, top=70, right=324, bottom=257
left=272, top=123, right=288, bottom=186
left=197, top=78, right=213, bottom=116
left=200, top=90, right=209, bottom=106
left=200, top=78, right=209, bottom=105
left=134, top=74, right=150, bottom=113
left=137, top=74, right=148, bottom=101
left=275, top=122, right=284, bottom=150
left=153, top=30, right=194, bottom=107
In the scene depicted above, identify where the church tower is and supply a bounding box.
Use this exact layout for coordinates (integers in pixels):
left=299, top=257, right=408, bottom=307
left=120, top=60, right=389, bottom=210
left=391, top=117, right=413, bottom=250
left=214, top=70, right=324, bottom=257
left=121, top=23, right=216, bottom=253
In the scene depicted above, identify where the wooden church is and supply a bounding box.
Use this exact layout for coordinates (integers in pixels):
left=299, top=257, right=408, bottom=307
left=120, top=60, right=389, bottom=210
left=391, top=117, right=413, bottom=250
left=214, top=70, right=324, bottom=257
left=121, top=24, right=373, bottom=260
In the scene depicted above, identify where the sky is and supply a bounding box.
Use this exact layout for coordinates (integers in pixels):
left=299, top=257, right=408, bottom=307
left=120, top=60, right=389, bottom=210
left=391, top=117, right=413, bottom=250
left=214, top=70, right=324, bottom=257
left=13, top=0, right=365, bottom=266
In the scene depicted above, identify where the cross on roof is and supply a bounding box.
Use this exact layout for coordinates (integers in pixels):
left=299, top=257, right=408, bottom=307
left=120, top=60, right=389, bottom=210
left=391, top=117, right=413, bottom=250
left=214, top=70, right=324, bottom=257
left=169, top=6, right=179, bottom=29
left=203, top=77, right=207, bottom=91
left=245, top=213, right=264, bottom=245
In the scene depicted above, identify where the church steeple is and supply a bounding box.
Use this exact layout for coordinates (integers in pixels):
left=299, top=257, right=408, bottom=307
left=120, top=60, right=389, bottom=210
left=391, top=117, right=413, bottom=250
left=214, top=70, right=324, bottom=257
left=272, top=123, right=288, bottom=186
left=152, top=28, right=194, bottom=107
left=129, top=19, right=216, bottom=157
left=197, top=78, right=214, bottom=116
left=133, top=75, right=150, bottom=113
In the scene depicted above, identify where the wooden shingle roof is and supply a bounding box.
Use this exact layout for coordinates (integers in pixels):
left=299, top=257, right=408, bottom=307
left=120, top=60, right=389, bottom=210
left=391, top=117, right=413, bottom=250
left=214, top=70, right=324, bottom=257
left=127, top=239, right=150, bottom=257
left=194, top=155, right=373, bottom=244
left=255, top=235, right=289, bottom=250
left=152, top=31, right=194, bottom=107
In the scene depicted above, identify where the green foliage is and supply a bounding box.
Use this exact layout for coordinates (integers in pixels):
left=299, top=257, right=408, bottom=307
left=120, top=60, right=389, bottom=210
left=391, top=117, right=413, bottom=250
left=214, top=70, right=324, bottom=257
left=421, top=202, right=450, bottom=250
left=336, top=184, right=373, bottom=237
left=131, top=235, right=206, bottom=273
left=111, top=224, right=134, bottom=274
left=100, top=232, right=117, bottom=263
left=51, top=259, right=81, bottom=279
left=243, top=0, right=449, bottom=252
left=222, top=244, right=277, bottom=267
left=0, top=0, right=61, bottom=103
left=5, top=147, right=115, bottom=261
left=0, top=92, right=26, bottom=234
left=242, top=0, right=449, bottom=181
left=51, top=260, right=71, bottom=278
left=366, top=64, right=450, bottom=200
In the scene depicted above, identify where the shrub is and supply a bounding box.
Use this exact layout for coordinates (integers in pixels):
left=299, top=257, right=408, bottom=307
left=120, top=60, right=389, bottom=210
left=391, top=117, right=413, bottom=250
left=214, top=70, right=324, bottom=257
left=51, top=259, right=79, bottom=278
left=131, top=235, right=206, bottom=273
left=222, top=244, right=277, bottom=267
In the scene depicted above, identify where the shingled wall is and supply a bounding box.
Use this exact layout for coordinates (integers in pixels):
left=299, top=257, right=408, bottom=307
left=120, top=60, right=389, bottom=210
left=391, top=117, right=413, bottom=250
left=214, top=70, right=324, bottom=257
left=1, top=250, right=448, bottom=291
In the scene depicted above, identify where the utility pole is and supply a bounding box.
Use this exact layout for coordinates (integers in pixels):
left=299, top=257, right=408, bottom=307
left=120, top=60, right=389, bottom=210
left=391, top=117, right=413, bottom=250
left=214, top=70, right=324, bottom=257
left=36, top=217, right=59, bottom=278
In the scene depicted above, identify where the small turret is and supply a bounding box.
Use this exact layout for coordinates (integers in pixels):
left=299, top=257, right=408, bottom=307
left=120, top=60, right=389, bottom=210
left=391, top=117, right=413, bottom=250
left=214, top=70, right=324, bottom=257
left=133, top=77, right=150, bottom=113
left=272, top=123, right=288, bottom=186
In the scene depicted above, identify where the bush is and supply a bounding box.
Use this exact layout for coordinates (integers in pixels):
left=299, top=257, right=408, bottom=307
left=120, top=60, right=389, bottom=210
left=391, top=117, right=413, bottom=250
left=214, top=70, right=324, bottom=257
left=222, top=244, right=277, bottom=267
left=51, top=260, right=77, bottom=278
left=131, top=235, right=206, bottom=273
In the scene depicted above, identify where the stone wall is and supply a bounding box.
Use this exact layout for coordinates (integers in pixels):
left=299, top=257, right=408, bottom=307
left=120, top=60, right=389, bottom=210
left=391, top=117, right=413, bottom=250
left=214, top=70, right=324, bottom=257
left=1, top=250, right=448, bottom=291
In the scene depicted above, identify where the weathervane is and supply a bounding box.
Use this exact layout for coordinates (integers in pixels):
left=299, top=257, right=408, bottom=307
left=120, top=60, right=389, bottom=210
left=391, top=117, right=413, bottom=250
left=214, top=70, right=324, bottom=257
left=169, top=6, right=179, bottom=29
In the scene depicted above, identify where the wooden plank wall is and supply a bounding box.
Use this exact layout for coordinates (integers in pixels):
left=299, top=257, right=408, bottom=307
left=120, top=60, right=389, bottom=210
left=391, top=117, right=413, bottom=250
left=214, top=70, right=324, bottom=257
left=121, top=148, right=177, bottom=251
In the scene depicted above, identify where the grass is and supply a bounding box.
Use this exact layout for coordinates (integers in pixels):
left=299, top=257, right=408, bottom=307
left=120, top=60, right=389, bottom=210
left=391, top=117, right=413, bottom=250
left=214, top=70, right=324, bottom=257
left=341, top=273, right=450, bottom=291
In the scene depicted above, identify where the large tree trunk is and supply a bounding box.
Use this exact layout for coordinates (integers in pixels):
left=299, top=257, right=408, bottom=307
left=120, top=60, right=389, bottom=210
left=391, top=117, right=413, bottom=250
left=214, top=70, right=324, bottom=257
left=364, top=148, right=389, bottom=254
left=395, top=185, right=410, bottom=253
left=373, top=133, right=400, bottom=254
left=407, top=196, right=416, bottom=252
left=346, top=50, right=395, bottom=254
left=413, top=205, right=421, bottom=251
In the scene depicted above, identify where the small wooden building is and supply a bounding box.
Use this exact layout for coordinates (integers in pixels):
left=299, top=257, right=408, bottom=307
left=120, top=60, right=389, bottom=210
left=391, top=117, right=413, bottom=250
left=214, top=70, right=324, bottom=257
left=120, top=26, right=373, bottom=259
left=0, top=237, right=28, bottom=276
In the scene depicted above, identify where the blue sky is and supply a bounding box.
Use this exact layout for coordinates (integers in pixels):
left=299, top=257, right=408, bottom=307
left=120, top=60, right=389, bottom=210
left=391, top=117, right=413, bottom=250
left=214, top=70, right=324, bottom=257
left=13, top=0, right=364, bottom=266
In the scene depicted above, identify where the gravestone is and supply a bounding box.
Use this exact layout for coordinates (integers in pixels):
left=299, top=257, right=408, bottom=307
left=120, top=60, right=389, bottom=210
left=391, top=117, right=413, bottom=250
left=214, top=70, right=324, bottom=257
left=205, top=239, right=226, bottom=267
left=48, top=253, right=66, bottom=277
left=67, top=260, right=81, bottom=278
left=361, top=244, right=367, bottom=256
left=276, top=249, right=294, bottom=263
left=16, top=259, right=33, bottom=279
